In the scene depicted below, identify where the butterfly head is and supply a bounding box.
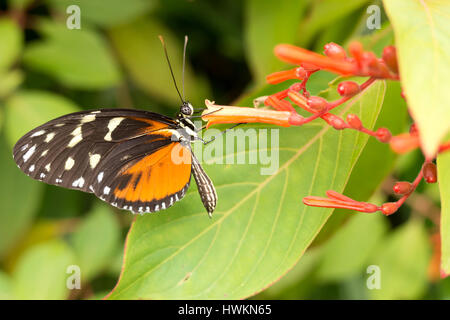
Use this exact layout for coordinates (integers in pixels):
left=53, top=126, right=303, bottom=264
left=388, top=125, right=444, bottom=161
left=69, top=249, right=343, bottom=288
left=179, top=101, right=194, bottom=117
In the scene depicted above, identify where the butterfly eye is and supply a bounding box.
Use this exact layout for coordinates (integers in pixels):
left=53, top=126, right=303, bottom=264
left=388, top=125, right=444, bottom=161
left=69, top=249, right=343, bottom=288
left=180, top=102, right=193, bottom=116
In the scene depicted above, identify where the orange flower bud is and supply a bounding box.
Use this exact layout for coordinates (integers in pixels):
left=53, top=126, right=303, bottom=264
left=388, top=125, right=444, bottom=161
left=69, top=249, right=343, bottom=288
left=346, top=114, right=362, bottom=129
left=324, top=42, right=346, bottom=60
left=382, top=46, right=398, bottom=74
left=337, top=81, right=360, bottom=96
left=376, top=127, right=392, bottom=143
left=381, top=202, right=398, bottom=216
left=393, top=182, right=413, bottom=195
left=423, top=162, right=437, bottom=183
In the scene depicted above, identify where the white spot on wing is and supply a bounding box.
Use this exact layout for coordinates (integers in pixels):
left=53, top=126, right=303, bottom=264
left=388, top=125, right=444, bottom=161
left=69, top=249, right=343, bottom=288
left=20, top=144, right=29, bottom=152
left=72, top=177, right=85, bottom=188
left=23, top=145, right=36, bottom=162
left=29, top=164, right=35, bottom=172
left=68, top=127, right=83, bottom=148
left=65, top=157, right=75, bottom=170
left=97, top=171, right=104, bottom=183
left=45, top=132, right=55, bottom=143
left=54, top=123, right=64, bottom=127
left=31, top=130, right=45, bottom=137
left=41, top=149, right=48, bottom=157
left=40, top=173, right=46, bottom=179
left=89, top=153, right=101, bottom=169
left=103, top=186, right=110, bottom=195
left=104, top=117, right=125, bottom=141
left=81, top=114, right=96, bottom=123
left=45, top=163, right=51, bottom=172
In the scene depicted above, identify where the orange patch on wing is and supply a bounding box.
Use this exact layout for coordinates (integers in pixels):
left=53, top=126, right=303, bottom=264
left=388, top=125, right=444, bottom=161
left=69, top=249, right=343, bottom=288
left=114, top=142, right=192, bottom=202
left=130, top=117, right=174, bottom=134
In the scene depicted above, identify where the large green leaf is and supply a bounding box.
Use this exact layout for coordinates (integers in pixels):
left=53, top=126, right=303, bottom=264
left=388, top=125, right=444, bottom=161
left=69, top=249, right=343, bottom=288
left=4, top=90, right=79, bottom=147
left=106, top=80, right=386, bottom=299
left=0, top=135, right=43, bottom=259
left=244, top=0, right=307, bottom=84
left=71, top=204, right=121, bottom=281
left=0, top=18, right=22, bottom=72
left=367, top=219, right=431, bottom=299
left=12, top=240, right=76, bottom=299
left=23, top=21, right=121, bottom=89
left=438, top=151, right=450, bottom=275
left=108, top=18, right=209, bottom=106
left=383, top=0, right=450, bottom=157
left=46, top=0, right=155, bottom=27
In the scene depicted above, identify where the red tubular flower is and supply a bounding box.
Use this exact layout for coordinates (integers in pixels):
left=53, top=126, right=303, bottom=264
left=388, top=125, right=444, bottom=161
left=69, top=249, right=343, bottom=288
left=266, top=67, right=306, bottom=84
left=274, top=44, right=356, bottom=76
left=303, top=190, right=379, bottom=213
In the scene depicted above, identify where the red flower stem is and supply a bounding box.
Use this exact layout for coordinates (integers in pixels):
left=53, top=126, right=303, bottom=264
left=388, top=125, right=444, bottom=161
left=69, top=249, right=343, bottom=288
left=394, top=166, right=424, bottom=208
left=293, top=77, right=376, bottom=126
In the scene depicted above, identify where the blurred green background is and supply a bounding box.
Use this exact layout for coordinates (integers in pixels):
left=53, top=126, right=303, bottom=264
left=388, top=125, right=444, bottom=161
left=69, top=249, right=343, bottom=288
left=0, top=0, right=447, bottom=299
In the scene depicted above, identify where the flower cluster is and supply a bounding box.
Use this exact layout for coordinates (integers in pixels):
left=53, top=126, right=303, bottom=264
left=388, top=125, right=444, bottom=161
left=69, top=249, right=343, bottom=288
left=202, top=41, right=449, bottom=218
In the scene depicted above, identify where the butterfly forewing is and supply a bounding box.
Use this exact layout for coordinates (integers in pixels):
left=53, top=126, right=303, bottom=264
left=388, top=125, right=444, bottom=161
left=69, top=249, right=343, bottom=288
left=13, top=109, right=192, bottom=213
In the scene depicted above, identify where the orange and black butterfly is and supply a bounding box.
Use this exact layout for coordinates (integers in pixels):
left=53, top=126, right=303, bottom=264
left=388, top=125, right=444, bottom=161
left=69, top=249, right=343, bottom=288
left=12, top=104, right=217, bottom=217
left=12, top=37, right=217, bottom=217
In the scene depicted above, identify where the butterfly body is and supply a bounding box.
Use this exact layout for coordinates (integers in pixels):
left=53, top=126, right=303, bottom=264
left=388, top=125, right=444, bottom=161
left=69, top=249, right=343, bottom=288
left=13, top=103, right=217, bottom=216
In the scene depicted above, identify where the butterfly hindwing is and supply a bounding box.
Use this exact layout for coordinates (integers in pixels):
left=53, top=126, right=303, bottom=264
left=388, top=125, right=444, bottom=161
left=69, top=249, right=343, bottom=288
left=13, top=109, right=192, bottom=213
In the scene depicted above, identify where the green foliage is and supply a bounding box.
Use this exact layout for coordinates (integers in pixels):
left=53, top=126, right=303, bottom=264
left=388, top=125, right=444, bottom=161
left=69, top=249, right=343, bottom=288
left=108, top=18, right=209, bottom=105
left=0, top=0, right=445, bottom=301
left=71, top=204, right=121, bottom=281
left=4, top=90, right=79, bottom=147
left=244, top=0, right=307, bottom=84
left=0, top=18, right=22, bottom=72
left=0, top=136, right=43, bottom=259
left=46, top=0, right=156, bottom=27
left=383, top=0, right=450, bottom=157
left=12, top=240, right=76, bottom=299
left=368, top=220, right=431, bottom=299
left=438, top=151, right=450, bottom=274
left=23, top=20, right=121, bottom=89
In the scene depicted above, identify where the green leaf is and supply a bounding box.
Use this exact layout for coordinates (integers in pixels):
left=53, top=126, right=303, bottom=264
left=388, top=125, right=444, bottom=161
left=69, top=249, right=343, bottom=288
left=12, top=240, right=76, bottom=299
left=0, top=18, right=22, bottom=72
left=71, top=204, right=121, bottom=281
left=244, top=0, right=307, bottom=84
left=316, top=214, right=388, bottom=282
left=298, top=0, right=371, bottom=47
left=23, top=20, right=121, bottom=89
left=0, top=69, right=24, bottom=99
left=367, top=220, right=431, bottom=299
left=108, top=18, right=210, bottom=106
left=4, top=90, right=79, bottom=147
left=438, top=151, right=450, bottom=275
left=0, top=135, right=43, bottom=259
left=46, top=0, right=155, bottom=27
left=106, top=81, right=386, bottom=299
left=383, top=0, right=450, bottom=157
left=0, top=271, right=13, bottom=299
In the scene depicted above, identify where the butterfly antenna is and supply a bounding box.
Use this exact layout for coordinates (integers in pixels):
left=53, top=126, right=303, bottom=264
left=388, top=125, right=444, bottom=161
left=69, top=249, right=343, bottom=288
left=182, top=35, right=188, bottom=101
left=159, top=35, right=184, bottom=104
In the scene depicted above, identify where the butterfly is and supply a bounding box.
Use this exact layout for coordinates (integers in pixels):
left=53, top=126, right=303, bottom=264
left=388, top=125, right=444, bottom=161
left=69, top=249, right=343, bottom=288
left=12, top=102, right=217, bottom=217
left=12, top=36, right=217, bottom=217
